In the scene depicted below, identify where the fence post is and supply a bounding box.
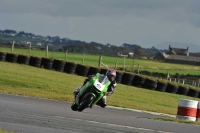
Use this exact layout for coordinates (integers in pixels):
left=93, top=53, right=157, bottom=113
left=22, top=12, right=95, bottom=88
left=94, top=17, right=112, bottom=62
left=167, top=72, right=170, bottom=80
left=99, top=56, right=102, bottom=67
left=65, top=50, right=68, bottom=61
left=46, top=45, right=48, bottom=58
left=52, top=49, right=54, bottom=59
left=82, top=53, right=85, bottom=64
left=132, top=58, right=135, bottom=72
left=114, top=60, right=118, bottom=70
left=29, top=42, right=31, bottom=54
left=123, top=55, right=128, bottom=71
left=192, top=80, right=194, bottom=86
left=11, top=41, right=15, bottom=52
left=194, top=82, right=196, bottom=87
left=137, top=64, right=140, bottom=74
left=123, top=56, right=125, bottom=71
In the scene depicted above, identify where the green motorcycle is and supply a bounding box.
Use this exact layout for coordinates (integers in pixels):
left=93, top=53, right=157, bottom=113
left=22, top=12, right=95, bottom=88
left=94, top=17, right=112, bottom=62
left=71, top=73, right=111, bottom=112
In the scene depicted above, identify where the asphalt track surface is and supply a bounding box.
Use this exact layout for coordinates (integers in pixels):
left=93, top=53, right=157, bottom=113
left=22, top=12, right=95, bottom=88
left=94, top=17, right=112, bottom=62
left=0, top=93, right=200, bottom=133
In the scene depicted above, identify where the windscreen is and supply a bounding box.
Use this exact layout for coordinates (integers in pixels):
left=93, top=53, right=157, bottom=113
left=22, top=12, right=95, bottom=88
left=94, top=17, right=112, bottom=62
left=98, top=75, right=110, bottom=85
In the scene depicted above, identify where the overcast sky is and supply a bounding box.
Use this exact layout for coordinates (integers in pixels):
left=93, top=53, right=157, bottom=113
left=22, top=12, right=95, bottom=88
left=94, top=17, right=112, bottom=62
left=0, top=0, right=200, bottom=48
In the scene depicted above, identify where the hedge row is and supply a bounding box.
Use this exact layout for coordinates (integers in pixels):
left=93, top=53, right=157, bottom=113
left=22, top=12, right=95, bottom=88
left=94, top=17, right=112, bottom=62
left=0, top=52, right=89, bottom=75
left=140, top=70, right=200, bottom=80
left=118, top=72, right=200, bottom=98
left=0, top=52, right=200, bottom=99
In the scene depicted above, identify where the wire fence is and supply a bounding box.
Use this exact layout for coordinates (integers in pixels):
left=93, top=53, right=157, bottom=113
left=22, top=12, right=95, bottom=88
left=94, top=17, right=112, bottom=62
left=168, top=78, right=200, bottom=88
left=1, top=42, right=200, bottom=88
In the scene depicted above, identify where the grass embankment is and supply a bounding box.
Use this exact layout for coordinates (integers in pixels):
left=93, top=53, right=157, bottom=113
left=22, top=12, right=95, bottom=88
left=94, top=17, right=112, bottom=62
left=153, top=118, right=200, bottom=126
left=0, top=129, right=19, bottom=133
left=0, top=61, right=199, bottom=115
left=1, top=47, right=200, bottom=75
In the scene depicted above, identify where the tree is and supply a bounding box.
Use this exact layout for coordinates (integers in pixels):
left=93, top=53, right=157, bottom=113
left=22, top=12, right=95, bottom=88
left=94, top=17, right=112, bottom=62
left=133, top=45, right=147, bottom=57
left=193, top=53, right=200, bottom=57
left=3, top=29, right=17, bottom=34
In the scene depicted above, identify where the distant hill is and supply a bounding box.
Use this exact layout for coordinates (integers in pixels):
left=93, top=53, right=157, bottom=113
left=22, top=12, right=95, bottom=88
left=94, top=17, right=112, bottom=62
left=0, top=29, right=161, bottom=57
left=154, top=42, right=200, bottom=53
left=2, top=29, right=200, bottom=57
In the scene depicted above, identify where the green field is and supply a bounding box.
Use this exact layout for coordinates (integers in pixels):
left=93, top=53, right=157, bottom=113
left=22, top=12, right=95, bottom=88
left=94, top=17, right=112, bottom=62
left=1, top=46, right=200, bottom=76
left=0, top=129, right=17, bottom=133
left=0, top=61, right=199, bottom=115
left=1, top=47, right=200, bottom=126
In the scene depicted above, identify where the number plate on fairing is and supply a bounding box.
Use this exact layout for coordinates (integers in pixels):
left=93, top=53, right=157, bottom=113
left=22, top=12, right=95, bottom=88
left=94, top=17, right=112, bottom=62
left=94, top=80, right=105, bottom=91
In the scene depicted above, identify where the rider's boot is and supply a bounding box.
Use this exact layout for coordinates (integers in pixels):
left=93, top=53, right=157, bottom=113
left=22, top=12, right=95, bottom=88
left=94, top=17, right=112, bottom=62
left=73, top=86, right=82, bottom=98
left=96, top=96, right=107, bottom=108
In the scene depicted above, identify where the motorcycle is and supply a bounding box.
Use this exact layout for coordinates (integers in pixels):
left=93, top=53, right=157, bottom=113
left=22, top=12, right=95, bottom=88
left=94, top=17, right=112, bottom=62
left=71, top=73, right=111, bottom=112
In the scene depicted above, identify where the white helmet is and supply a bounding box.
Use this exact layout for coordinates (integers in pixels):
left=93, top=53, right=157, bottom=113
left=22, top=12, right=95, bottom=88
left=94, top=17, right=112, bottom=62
left=106, top=69, right=116, bottom=81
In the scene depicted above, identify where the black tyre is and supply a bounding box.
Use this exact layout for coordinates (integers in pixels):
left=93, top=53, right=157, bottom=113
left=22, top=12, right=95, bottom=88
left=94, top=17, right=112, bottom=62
left=155, top=81, right=168, bottom=92
left=17, top=55, right=30, bottom=65
left=115, top=72, right=123, bottom=83
left=142, top=78, right=157, bottom=90
left=77, top=94, right=95, bottom=112
left=71, top=102, right=78, bottom=111
left=187, top=88, right=199, bottom=98
left=0, top=52, right=7, bottom=61
left=75, top=64, right=90, bottom=77
left=132, top=75, right=146, bottom=88
left=100, top=68, right=107, bottom=75
left=29, top=56, right=42, bottom=68
left=64, top=62, right=77, bottom=74
left=41, top=58, right=54, bottom=70
left=121, top=73, right=134, bottom=85
left=87, top=67, right=101, bottom=76
left=5, top=53, right=18, bottom=63
left=165, top=83, right=179, bottom=93
left=176, top=86, right=189, bottom=96
left=52, top=59, right=66, bottom=72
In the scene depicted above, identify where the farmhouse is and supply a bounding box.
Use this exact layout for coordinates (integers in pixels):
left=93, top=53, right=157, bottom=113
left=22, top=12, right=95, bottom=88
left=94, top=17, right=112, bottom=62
left=154, top=45, right=200, bottom=65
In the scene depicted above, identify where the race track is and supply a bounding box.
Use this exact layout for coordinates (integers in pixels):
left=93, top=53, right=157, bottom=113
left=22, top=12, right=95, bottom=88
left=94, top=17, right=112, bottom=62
left=0, top=93, right=199, bottom=133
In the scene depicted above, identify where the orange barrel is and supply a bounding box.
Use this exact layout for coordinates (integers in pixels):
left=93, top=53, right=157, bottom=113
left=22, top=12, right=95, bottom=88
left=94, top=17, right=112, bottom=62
left=196, top=102, right=200, bottom=122
left=176, top=99, right=198, bottom=121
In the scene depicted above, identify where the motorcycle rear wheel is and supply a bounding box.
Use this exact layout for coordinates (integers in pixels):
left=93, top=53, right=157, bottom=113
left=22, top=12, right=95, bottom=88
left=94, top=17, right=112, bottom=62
left=77, top=94, right=95, bottom=112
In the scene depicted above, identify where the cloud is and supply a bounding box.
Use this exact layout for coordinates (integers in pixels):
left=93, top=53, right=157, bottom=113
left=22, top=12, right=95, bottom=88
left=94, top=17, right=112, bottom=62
left=0, top=0, right=200, bottom=47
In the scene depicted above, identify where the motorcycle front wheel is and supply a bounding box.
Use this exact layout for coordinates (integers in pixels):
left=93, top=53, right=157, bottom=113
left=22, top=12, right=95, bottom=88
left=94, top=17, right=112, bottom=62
left=71, top=102, right=78, bottom=111
left=77, top=94, right=95, bottom=112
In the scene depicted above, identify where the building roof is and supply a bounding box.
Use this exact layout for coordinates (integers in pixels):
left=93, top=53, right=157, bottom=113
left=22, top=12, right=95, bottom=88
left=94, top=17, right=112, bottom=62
left=166, top=45, right=189, bottom=55
left=170, top=48, right=188, bottom=55
left=166, top=55, right=200, bottom=62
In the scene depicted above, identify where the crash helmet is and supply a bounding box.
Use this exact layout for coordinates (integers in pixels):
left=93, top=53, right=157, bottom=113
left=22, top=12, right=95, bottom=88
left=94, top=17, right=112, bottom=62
left=106, top=69, right=116, bottom=82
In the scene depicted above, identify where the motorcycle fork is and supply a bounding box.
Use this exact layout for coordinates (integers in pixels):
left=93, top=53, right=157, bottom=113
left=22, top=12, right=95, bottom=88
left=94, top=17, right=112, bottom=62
left=92, top=93, right=104, bottom=105
left=76, top=87, right=92, bottom=105
left=81, top=93, right=96, bottom=108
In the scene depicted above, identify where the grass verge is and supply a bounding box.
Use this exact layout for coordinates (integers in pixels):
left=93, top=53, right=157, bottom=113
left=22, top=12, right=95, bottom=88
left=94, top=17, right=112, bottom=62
left=1, top=61, right=200, bottom=126
left=153, top=118, right=200, bottom=126
left=1, top=47, right=200, bottom=75
left=1, top=61, right=200, bottom=115
left=0, top=129, right=21, bottom=133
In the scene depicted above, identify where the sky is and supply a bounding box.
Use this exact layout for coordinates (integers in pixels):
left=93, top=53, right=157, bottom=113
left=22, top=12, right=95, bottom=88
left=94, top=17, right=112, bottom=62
left=0, top=0, right=200, bottom=49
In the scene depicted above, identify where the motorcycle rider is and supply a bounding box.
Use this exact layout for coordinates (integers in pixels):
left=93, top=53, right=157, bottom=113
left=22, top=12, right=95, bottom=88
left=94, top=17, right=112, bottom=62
left=73, top=69, right=117, bottom=108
